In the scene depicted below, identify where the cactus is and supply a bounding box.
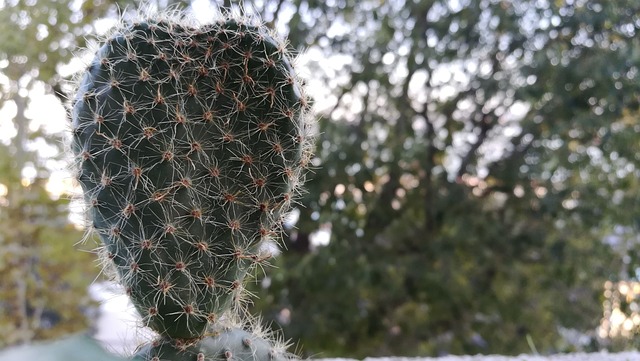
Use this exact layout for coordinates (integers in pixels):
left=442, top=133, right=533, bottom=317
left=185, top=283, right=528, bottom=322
left=133, top=323, right=293, bottom=361
left=71, top=9, right=312, bottom=342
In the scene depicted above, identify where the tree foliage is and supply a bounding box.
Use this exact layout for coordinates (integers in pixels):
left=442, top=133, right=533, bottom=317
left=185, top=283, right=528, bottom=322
left=0, top=153, right=95, bottom=347
left=246, top=0, right=640, bottom=357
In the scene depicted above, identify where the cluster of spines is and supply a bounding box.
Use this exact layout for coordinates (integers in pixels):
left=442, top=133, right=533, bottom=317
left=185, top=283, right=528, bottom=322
left=71, top=8, right=313, bottom=341
left=133, top=319, right=294, bottom=361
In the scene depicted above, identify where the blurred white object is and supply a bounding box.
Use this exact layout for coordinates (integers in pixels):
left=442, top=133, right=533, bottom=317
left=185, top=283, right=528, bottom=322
left=88, top=282, right=156, bottom=357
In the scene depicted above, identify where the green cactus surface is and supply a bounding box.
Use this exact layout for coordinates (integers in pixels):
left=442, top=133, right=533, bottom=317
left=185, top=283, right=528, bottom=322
left=71, top=13, right=312, bottom=340
left=133, top=326, right=293, bottom=361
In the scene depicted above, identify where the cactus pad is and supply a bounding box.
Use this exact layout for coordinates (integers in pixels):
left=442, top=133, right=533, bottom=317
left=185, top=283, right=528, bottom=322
left=71, top=14, right=312, bottom=340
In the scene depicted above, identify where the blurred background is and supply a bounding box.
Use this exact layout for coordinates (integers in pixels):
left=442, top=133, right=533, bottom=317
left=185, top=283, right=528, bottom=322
left=0, top=0, right=639, bottom=357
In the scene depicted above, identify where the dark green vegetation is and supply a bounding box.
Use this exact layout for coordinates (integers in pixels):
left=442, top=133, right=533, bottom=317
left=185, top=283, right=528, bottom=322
left=249, top=0, right=640, bottom=357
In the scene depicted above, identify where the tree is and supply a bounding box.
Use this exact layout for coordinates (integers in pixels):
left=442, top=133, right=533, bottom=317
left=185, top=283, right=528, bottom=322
left=0, top=149, right=95, bottom=347
left=248, top=0, right=640, bottom=357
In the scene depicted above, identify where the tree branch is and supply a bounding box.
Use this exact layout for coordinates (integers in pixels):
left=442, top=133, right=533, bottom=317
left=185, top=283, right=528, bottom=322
left=456, top=112, right=493, bottom=179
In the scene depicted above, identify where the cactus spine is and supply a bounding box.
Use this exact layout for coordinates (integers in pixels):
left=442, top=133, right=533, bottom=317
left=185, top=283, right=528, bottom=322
left=71, top=6, right=312, bottom=351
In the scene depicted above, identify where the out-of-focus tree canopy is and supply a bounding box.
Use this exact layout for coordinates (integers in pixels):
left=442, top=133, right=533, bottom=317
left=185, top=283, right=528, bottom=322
left=244, top=0, right=640, bottom=357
